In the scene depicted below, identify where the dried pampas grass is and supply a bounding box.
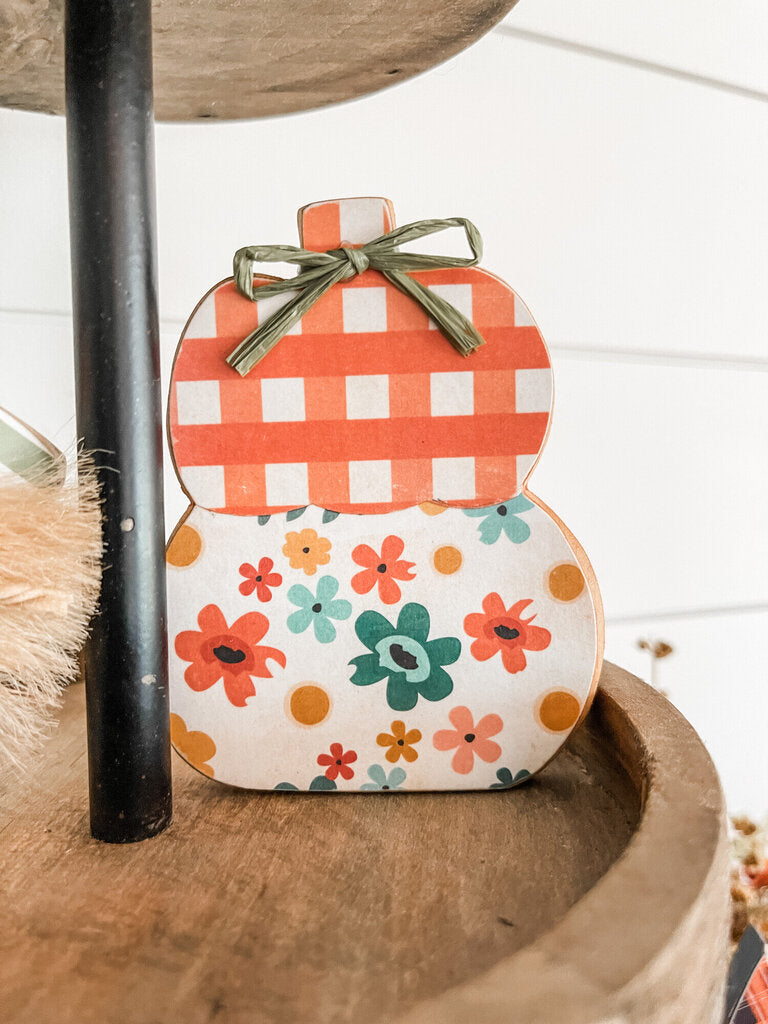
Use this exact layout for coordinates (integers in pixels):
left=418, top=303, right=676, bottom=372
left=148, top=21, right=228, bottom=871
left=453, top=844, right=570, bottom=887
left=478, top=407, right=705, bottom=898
left=0, top=455, right=102, bottom=771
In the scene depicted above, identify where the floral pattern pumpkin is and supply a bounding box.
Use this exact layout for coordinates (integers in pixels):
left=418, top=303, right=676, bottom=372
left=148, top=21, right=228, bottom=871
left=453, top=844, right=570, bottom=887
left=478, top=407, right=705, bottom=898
left=166, top=197, right=603, bottom=790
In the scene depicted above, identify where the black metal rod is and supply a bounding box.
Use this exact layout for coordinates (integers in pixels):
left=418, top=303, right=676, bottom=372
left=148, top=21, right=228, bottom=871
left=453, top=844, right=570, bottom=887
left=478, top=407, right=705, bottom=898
left=65, top=0, right=172, bottom=842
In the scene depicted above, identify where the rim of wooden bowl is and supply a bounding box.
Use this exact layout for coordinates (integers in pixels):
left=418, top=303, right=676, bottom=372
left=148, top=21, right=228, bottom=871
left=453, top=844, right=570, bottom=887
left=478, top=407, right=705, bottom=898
left=394, top=661, right=730, bottom=1024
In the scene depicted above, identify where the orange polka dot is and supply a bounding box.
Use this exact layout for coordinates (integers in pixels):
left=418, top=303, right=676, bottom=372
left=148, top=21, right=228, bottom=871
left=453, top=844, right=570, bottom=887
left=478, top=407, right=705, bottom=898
left=433, top=545, right=463, bottom=575
left=166, top=523, right=203, bottom=568
left=536, top=690, right=581, bottom=733
left=547, top=563, right=585, bottom=602
left=419, top=501, right=446, bottom=516
left=287, top=684, right=331, bottom=727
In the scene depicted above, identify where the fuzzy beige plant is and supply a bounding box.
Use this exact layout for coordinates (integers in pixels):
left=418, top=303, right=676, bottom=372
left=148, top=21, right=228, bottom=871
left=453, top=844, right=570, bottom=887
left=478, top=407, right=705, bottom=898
left=0, top=455, right=102, bottom=770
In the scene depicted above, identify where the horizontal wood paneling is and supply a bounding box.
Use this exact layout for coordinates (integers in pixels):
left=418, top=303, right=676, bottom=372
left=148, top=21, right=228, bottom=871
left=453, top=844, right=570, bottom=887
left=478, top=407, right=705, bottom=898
left=535, top=355, right=768, bottom=620
left=606, top=610, right=768, bottom=816
left=505, top=0, right=768, bottom=95
left=1, top=27, right=767, bottom=360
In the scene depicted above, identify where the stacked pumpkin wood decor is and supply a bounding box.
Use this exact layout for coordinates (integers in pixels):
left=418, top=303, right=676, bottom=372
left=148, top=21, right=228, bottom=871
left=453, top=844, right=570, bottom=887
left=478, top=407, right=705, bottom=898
left=0, top=2, right=731, bottom=1023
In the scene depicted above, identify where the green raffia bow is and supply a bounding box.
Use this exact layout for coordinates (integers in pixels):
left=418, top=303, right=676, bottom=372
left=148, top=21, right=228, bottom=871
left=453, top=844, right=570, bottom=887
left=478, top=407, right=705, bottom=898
left=228, top=217, right=485, bottom=376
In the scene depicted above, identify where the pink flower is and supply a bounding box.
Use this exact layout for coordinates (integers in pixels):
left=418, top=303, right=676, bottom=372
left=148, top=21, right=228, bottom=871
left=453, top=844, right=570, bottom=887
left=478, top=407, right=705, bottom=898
left=433, top=706, right=503, bottom=775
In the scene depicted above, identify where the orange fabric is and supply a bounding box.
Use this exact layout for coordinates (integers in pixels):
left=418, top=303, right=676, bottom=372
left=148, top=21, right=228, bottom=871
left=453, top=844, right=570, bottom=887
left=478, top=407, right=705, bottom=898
left=307, top=461, right=350, bottom=506
left=224, top=464, right=266, bottom=510
left=173, top=413, right=547, bottom=467
left=389, top=373, right=432, bottom=419
left=305, top=375, right=347, bottom=421
left=392, top=459, right=433, bottom=504
left=301, top=202, right=341, bottom=251
left=220, top=379, right=263, bottom=423
left=474, top=369, right=517, bottom=415
left=475, top=456, right=519, bottom=497
left=747, top=960, right=768, bottom=1021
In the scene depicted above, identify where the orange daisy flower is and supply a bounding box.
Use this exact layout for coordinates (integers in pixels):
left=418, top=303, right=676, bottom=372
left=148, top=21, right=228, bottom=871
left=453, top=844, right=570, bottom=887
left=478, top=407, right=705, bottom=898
left=376, top=719, right=422, bottom=763
left=464, top=594, right=551, bottom=675
left=351, top=535, right=416, bottom=604
left=283, top=528, right=332, bottom=576
left=174, top=603, right=286, bottom=707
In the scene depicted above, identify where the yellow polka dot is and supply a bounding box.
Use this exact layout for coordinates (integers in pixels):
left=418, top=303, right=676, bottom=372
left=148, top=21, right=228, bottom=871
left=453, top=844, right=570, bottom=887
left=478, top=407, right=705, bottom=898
left=287, top=684, right=331, bottom=727
left=419, top=501, right=446, bottom=516
left=536, top=690, right=581, bottom=733
left=166, top=523, right=203, bottom=568
left=433, top=545, right=463, bottom=575
left=547, top=563, right=585, bottom=602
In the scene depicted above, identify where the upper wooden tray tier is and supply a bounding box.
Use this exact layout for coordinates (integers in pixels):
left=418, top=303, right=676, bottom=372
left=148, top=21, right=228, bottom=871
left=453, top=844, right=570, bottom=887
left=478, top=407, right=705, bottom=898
left=0, top=0, right=518, bottom=120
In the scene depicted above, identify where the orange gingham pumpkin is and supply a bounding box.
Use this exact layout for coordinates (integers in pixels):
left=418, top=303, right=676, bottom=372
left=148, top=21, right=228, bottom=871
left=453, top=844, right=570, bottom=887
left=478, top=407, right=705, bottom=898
left=165, top=197, right=603, bottom=792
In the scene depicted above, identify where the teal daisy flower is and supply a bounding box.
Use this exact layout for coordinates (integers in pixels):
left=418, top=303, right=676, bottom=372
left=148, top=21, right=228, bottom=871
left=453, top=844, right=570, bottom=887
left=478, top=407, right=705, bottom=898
left=349, top=602, right=461, bottom=711
left=464, top=496, right=534, bottom=545
left=360, top=764, right=407, bottom=791
left=274, top=774, right=338, bottom=792
left=489, top=767, right=531, bottom=790
left=287, top=575, right=352, bottom=643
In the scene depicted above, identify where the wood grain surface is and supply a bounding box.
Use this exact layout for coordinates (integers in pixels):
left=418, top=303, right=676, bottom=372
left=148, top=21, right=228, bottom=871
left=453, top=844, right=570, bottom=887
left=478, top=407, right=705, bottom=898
left=0, top=662, right=729, bottom=1024
left=0, top=0, right=517, bottom=120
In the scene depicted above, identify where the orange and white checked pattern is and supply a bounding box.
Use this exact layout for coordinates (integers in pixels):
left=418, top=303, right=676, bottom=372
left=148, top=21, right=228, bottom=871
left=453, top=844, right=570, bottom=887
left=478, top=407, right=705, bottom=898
left=168, top=198, right=553, bottom=515
left=747, top=957, right=768, bottom=1022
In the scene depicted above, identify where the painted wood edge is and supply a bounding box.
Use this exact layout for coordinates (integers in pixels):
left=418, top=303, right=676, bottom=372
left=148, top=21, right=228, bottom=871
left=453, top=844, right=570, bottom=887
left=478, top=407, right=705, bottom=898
left=392, top=662, right=730, bottom=1024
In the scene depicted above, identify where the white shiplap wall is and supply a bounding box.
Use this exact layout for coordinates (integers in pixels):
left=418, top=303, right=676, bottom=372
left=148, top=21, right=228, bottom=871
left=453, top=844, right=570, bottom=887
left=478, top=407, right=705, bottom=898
left=1, top=3, right=766, bottom=813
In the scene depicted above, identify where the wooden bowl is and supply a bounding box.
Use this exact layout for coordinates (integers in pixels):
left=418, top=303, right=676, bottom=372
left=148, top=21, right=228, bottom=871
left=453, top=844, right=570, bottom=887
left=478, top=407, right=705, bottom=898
left=0, top=662, right=729, bottom=1023
left=0, top=1, right=518, bottom=120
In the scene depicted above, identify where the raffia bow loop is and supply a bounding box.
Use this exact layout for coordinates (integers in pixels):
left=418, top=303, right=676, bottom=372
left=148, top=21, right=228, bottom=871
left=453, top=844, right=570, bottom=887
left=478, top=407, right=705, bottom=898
left=227, top=217, right=486, bottom=376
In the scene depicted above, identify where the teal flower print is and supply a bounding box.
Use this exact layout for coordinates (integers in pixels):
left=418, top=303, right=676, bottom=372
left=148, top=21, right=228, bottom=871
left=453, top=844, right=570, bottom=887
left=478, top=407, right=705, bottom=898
left=287, top=575, right=351, bottom=643
left=464, top=496, right=534, bottom=545
left=349, top=602, right=461, bottom=711
left=489, top=767, right=531, bottom=790
left=360, top=764, right=407, bottom=791
left=274, top=774, right=337, bottom=791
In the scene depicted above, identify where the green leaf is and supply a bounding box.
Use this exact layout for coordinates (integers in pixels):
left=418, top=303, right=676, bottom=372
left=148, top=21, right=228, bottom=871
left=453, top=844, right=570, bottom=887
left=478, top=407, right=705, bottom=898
left=286, top=506, right=307, bottom=522
left=257, top=515, right=271, bottom=525
left=322, top=509, right=340, bottom=524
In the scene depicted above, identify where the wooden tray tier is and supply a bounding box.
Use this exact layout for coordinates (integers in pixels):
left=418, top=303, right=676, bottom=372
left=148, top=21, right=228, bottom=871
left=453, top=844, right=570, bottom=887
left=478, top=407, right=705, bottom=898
left=0, top=1, right=518, bottom=120
left=0, top=662, right=729, bottom=1023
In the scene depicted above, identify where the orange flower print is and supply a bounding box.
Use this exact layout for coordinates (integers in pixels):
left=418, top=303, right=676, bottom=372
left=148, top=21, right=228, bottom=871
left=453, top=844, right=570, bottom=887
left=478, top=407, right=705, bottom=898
left=169, top=713, right=217, bottom=777
left=433, top=706, right=503, bottom=775
left=464, top=594, right=551, bottom=675
left=174, top=604, right=286, bottom=707
left=351, top=535, right=416, bottom=605
left=283, top=528, right=332, bottom=576
left=317, top=742, right=357, bottom=781
left=376, top=719, right=422, bottom=763
left=239, top=556, right=282, bottom=601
